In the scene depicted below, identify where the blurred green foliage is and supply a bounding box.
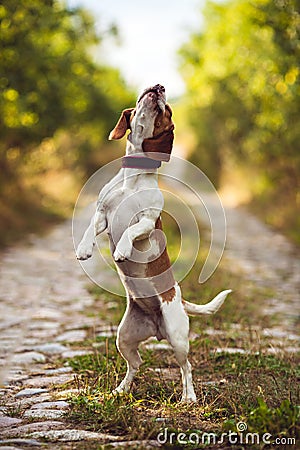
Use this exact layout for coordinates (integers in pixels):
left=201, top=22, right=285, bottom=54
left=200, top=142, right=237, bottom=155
left=179, top=0, right=300, bottom=241
left=0, top=0, right=134, bottom=173
left=0, top=0, right=135, bottom=245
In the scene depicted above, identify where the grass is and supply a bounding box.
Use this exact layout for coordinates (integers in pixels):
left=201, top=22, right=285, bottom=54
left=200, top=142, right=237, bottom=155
left=57, top=240, right=300, bottom=447
left=0, top=170, right=78, bottom=248
left=220, top=160, right=300, bottom=246
left=0, top=184, right=64, bottom=248
left=4, top=329, right=299, bottom=448
left=64, top=337, right=299, bottom=447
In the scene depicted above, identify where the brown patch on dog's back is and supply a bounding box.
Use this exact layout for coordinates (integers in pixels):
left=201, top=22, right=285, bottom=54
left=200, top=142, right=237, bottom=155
left=146, top=217, right=176, bottom=302
left=161, top=286, right=176, bottom=303
left=145, top=218, right=173, bottom=276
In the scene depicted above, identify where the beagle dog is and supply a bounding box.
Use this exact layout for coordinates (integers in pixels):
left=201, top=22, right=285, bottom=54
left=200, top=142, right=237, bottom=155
left=76, top=85, right=231, bottom=402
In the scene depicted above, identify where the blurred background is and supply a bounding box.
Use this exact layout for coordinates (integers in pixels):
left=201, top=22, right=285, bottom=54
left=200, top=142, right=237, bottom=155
left=0, top=0, right=299, bottom=246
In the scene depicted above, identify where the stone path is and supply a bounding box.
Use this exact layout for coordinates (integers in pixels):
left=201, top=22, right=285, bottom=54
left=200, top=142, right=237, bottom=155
left=0, top=197, right=299, bottom=448
left=224, top=203, right=300, bottom=333
left=0, top=220, right=125, bottom=448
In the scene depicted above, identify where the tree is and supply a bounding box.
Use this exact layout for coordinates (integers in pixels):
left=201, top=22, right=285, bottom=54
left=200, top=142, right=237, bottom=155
left=0, top=0, right=134, bottom=176
left=179, top=0, right=300, bottom=239
left=0, top=0, right=135, bottom=245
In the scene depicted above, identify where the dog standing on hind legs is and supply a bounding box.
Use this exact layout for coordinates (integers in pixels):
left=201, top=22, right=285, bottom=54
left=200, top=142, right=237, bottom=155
left=76, top=84, right=231, bottom=402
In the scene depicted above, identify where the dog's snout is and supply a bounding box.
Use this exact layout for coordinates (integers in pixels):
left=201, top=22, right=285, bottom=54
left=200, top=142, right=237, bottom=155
left=153, top=84, right=165, bottom=93
left=137, top=84, right=166, bottom=105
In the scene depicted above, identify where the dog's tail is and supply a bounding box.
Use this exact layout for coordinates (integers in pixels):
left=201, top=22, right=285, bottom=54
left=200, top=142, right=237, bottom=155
left=182, top=289, right=232, bottom=316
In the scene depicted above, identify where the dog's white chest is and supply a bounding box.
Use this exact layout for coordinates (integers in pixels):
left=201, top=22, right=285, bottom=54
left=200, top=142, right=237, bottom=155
left=105, top=186, right=160, bottom=242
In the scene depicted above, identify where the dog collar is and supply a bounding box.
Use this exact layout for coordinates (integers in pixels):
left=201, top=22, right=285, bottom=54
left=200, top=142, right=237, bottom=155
left=122, top=156, right=161, bottom=169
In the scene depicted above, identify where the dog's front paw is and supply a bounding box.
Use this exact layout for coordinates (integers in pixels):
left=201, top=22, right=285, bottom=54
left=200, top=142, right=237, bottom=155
left=113, top=249, right=125, bottom=262
left=76, top=241, right=94, bottom=260
left=113, top=244, right=132, bottom=262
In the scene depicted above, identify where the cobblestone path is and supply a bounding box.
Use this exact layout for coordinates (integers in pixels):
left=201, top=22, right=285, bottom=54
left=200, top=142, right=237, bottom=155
left=224, top=203, right=299, bottom=337
left=0, top=199, right=299, bottom=448
left=0, top=220, right=113, bottom=448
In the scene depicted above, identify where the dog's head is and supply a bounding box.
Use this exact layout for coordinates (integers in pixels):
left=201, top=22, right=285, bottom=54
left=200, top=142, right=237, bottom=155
left=109, top=84, right=174, bottom=162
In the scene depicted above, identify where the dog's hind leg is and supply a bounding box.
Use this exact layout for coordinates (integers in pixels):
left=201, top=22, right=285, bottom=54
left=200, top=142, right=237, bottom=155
left=114, top=298, right=156, bottom=394
left=114, top=339, right=141, bottom=394
left=161, top=285, right=197, bottom=402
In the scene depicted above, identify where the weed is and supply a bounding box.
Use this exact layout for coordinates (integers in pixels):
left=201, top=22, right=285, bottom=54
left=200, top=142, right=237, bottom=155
left=248, top=398, right=300, bottom=438
left=64, top=331, right=299, bottom=443
left=1, top=402, right=23, bottom=418
left=59, top=218, right=300, bottom=445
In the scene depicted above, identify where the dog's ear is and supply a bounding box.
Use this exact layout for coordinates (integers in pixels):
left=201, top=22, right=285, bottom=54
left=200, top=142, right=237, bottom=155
left=142, top=104, right=175, bottom=161
left=108, top=108, right=135, bottom=140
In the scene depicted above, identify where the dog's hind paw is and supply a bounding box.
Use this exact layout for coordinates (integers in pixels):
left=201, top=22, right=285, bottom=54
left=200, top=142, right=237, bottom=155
left=112, top=381, right=131, bottom=395
left=180, top=394, right=197, bottom=403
